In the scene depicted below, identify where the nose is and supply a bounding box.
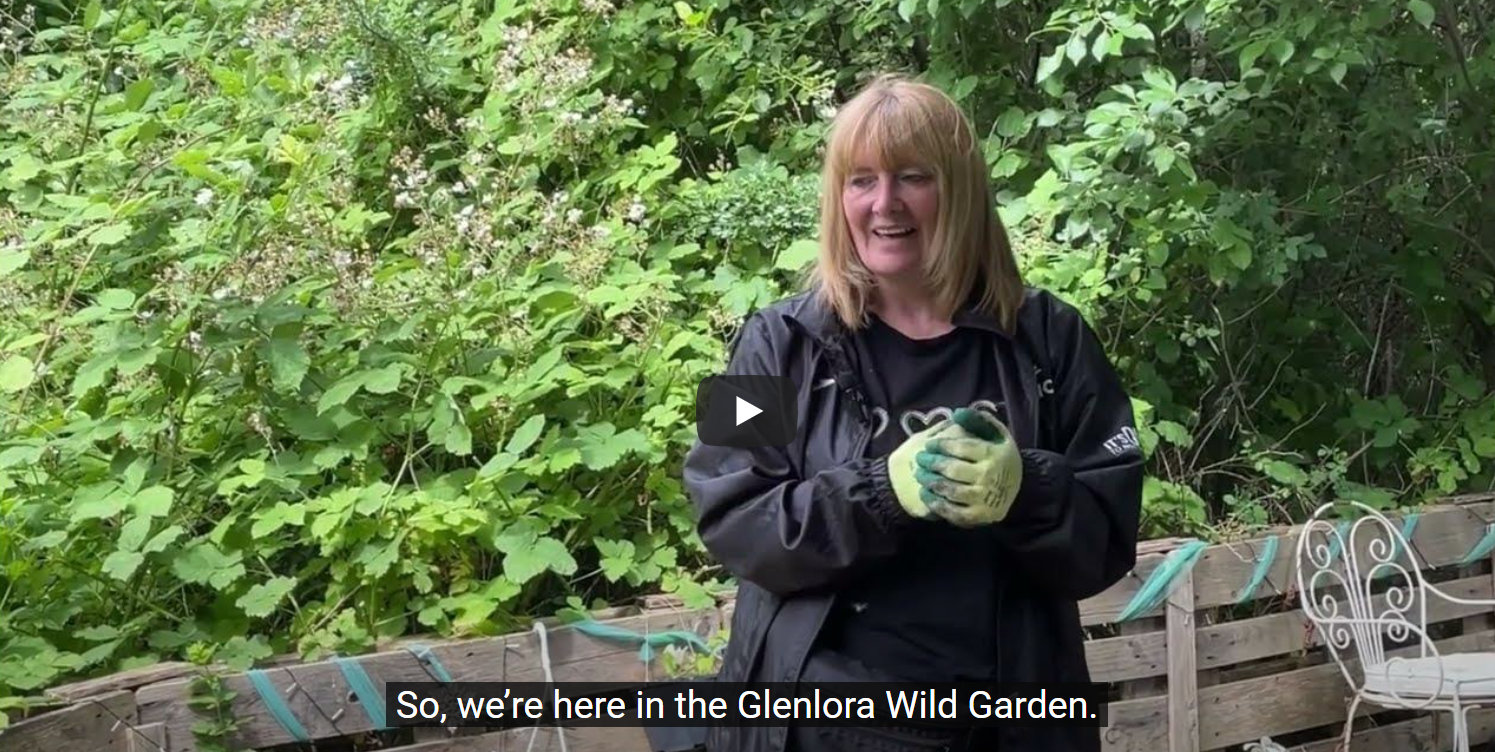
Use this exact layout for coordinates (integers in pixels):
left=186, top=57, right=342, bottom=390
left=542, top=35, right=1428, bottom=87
left=872, top=176, right=904, bottom=215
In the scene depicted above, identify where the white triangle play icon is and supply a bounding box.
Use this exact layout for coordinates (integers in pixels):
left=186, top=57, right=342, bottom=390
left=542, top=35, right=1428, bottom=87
left=734, top=396, right=763, bottom=426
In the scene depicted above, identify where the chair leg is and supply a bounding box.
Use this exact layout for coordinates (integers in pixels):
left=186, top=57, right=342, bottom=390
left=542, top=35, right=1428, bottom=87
left=1452, top=702, right=1469, bottom=752
left=1339, top=694, right=1363, bottom=752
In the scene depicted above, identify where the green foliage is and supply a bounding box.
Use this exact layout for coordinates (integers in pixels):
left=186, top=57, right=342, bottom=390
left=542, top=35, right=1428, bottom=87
left=2, top=0, right=1493, bottom=716
left=186, top=644, right=242, bottom=752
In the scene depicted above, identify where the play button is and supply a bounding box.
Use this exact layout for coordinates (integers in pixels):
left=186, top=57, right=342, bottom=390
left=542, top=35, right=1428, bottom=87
left=695, top=375, right=797, bottom=448
left=735, top=396, right=763, bottom=426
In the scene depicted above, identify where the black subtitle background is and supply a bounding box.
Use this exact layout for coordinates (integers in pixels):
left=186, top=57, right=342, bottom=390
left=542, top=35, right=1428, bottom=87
left=385, top=681, right=1109, bottom=728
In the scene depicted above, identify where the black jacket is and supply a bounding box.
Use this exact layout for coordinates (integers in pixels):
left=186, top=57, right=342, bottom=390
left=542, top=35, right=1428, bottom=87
left=683, top=286, right=1144, bottom=752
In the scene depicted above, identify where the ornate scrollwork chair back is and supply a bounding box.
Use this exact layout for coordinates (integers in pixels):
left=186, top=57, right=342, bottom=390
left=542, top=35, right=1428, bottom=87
left=1295, top=501, right=1495, bottom=752
left=1295, top=501, right=1433, bottom=695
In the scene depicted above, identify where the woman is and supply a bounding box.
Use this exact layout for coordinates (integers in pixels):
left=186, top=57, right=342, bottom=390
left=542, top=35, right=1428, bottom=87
left=683, top=74, right=1144, bottom=752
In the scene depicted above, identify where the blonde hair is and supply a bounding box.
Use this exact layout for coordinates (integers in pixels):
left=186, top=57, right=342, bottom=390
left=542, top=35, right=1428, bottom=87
left=804, top=74, right=1025, bottom=333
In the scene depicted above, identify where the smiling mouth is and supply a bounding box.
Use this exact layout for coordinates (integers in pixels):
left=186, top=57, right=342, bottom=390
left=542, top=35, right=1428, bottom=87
left=872, top=227, right=915, bottom=238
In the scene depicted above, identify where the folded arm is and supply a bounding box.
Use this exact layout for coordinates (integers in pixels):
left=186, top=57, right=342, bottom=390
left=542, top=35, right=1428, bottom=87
left=684, top=314, right=916, bottom=597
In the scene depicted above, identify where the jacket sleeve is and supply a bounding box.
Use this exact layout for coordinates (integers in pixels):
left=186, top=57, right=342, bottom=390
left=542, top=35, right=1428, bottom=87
left=993, top=302, right=1144, bottom=601
left=683, top=313, right=918, bottom=597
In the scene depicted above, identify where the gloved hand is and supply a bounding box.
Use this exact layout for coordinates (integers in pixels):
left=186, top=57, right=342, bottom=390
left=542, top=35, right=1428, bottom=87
left=888, top=418, right=964, bottom=519
left=913, top=407, right=1024, bottom=527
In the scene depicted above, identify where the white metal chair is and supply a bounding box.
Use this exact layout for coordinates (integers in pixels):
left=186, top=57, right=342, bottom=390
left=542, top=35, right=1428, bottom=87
left=1296, top=500, right=1495, bottom=751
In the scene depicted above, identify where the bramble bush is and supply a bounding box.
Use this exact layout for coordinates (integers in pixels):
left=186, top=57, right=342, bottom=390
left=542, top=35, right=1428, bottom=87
left=1, top=0, right=1493, bottom=720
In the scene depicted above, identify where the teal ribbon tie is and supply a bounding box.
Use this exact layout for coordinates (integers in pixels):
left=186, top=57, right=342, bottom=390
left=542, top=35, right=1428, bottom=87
left=407, top=643, right=455, bottom=684
left=333, top=656, right=389, bottom=730
left=1393, top=513, right=1420, bottom=561
left=1235, top=535, right=1279, bottom=605
left=569, top=618, right=714, bottom=663
left=248, top=669, right=311, bottom=743
left=1325, top=520, right=1353, bottom=561
left=1119, top=540, right=1207, bottom=621
left=1460, top=522, right=1495, bottom=565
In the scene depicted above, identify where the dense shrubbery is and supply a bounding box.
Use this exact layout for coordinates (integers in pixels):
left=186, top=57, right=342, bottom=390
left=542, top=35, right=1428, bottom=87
left=1, top=0, right=1492, bottom=719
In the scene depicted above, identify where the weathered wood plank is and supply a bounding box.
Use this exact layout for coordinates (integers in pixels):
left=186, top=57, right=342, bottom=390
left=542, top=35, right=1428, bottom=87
left=46, top=664, right=199, bottom=704
left=1197, top=573, right=1494, bottom=670
left=1088, top=572, right=1494, bottom=686
left=121, top=722, right=166, bottom=752
left=1080, top=496, right=1495, bottom=625
left=389, top=725, right=655, bottom=752
left=1085, top=630, right=1167, bottom=684
left=1285, top=706, right=1495, bottom=752
left=1105, top=629, right=1495, bottom=752
left=1165, top=567, right=1198, bottom=752
left=0, top=690, right=136, bottom=752
left=136, top=607, right=724, bottom=752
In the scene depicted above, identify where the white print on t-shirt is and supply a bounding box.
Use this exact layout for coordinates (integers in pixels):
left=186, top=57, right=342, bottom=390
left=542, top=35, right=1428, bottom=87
left=1103, top=427, right=1140, bottom=457
left=869, top=400, right=1009, bottom=442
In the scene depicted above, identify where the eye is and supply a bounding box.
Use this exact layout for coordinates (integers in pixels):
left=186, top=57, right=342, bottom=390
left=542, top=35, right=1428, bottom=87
left=847, top=174, right=876, bottom=189
left=900, top=172, right=932, bottom=184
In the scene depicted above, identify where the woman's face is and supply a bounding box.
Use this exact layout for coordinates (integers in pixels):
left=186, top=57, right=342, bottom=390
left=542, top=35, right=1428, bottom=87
left=841, top=151, right=939, bottom=280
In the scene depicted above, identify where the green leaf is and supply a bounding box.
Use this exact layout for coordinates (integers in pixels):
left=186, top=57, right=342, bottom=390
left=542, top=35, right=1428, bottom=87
left=0, top=248, right=29, bottom=277
left=83, top=0, right=102, bottom=29
left=318, top=373, right=365, bottom=413
left=1156, top=338, right=1180, bottom=364
left=897, top=0, right=918, bottom=21
left=363, top=364, right=403, bottom=394
left=124, top=78, right=154, bottom=111
left=97, top=289, right=135, bottom=310
left=1065, top=33, right=1088, bottom=64
left=1262, top=460, right=1309, bottom=486
left=1408, top=0, right=1435, bottom=27
left=445, top=423, right=473, bottom=456
left=1329, top=62, right=1347, bottom=84
left=118, top=515, right=152, bottom=551
left=1154, top=421, right=1193, bottom=448
left=251, top=502, right=306, bottom=538
left=0, top=356, right=34, bottom=393
left=88, top=223, right=132, bottom=247
left=142, top=525, right=183, bottom=554
left=1269, top=39, right=1295, bottom=64
left=172, top=543, right=245, bottom=589
left=1473, top=437, right=1495, bottom=458
left=130, top=486, right=174, bottom=518
left=1091, top=30, right=1112, bottom=61
left=237, top=577, right=297, bottom=618
left=102, top=551, right=144, bottom=581
left=1239, top=39, right=1269, bottom=71
left=774, top=239, right=819, bottom=272
left=1035, top=50, right=1064, bottom=83
left=995, top=107, right=1028, bottom=139
left=505, top=414, right=546, bottom=455
left=71, top=484, right=129, bottom=523
left=577, top=424, right=651, bottom=470
left=503, top=536, right=578, bottom=584
left=265, top=326, right=310, bottom=392
left=597, top=539, right=636, bottom=583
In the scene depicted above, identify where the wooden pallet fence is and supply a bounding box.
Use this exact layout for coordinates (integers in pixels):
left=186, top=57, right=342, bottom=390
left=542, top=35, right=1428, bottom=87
left=7, top=492, right=1495, bottom=752
left=1096, top=493, right=1495, bottom=752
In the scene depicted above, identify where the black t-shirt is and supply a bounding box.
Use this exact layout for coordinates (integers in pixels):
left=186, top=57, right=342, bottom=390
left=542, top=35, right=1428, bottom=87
left=815, top=313, right=1007, bottom=682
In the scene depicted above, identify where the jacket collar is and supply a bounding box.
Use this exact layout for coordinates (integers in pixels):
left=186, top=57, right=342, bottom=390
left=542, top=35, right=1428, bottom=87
left=782, top=284, right=1015, bottom=346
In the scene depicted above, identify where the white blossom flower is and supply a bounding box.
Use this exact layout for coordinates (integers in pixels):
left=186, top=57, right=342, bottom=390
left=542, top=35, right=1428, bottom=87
left=195, top=188, right=214, bottom=207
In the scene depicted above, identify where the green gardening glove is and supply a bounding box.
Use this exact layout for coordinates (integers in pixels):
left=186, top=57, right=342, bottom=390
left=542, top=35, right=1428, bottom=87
left=888, top=418, right=964, bottom=519
left=913, top=408, right=1024, bottom=527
